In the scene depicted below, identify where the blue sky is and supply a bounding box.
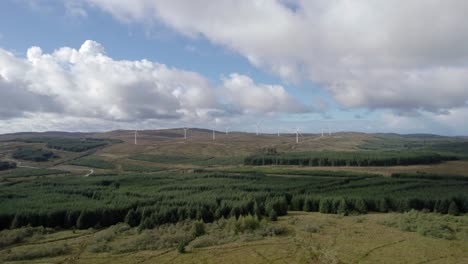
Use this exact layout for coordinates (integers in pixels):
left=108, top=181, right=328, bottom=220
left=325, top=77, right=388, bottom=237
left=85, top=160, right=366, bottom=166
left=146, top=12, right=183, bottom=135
left=0, top=1, right=467, bottom=135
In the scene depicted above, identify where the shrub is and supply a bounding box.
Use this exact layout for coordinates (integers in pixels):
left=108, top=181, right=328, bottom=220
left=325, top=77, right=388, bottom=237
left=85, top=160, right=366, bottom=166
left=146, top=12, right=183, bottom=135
left=417, top=222, right=456, bottom=240
left=2, top=243, right=70, bottom=261
left=379, top=210, right=467, bottom=241
left=177, top=240, right=186, bottom=253
left=261, top=225, right=287, bottom=236
left=303, top=223, right=320, bottom=233
left=240, top=215, right=260, bottom=231
left=0, top=226, right=36, bottom=248
left=190, top=235, right=219, bottom=248
left=191, top=221, right=205, bottom=237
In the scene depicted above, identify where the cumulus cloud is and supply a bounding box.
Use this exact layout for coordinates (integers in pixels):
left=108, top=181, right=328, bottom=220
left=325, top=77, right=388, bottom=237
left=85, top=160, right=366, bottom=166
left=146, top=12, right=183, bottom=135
left=83, top=0, right=468, bottom=114
left=0, top=40, right=305, bottom=130
left=223, top=73, right=306, bottom=114
left=0, top=40, right=219, bottom=121
left=64, top=1, right=88, bottom=17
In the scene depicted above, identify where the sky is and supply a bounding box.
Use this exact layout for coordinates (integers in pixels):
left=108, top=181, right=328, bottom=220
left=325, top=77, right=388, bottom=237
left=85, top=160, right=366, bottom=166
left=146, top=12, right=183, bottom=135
left=0, top=0, right=468, bottom=135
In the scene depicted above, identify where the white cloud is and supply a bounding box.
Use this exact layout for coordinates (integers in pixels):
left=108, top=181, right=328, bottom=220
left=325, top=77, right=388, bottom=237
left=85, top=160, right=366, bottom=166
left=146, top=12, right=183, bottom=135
left=83, top=0, right=468, bottom=114
left=223, top=73, right=306, bottom=114
left=65, top=1, right=88, bottom=18
left=379, top=107, right=468, bottom=135
left=0, top=40, right=305, bottom=132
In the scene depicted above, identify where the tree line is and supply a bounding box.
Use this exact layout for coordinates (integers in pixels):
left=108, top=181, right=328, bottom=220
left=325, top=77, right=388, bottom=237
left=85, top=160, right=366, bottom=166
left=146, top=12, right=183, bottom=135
left=0, top=161, right=16, bottom=171
left=2, top=194, right=466, bottom=230
left=13, top=147, right=57, bottom=162
left=244, top=150, right=457, bottom=166
left=0, top=196, right=289, bottom=230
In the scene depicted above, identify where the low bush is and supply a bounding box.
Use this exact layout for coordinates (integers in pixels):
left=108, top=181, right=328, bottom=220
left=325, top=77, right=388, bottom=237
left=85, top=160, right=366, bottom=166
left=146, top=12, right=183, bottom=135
left=380, top=210, right=468, bottom=240
left=70, top=157, right=115, bottom=169
left=0, top=226, right=54, bottom=248
left=190, top=234, right=220, bottom=248
left=113, top=221, right=193, bottom=253
left=302, top=223, right=320, bottom=233
left=260, top=224, right=288, bottom=236
left=2, top=243, right=70, bottom=261
left=177, top=240, right=186, bottom=253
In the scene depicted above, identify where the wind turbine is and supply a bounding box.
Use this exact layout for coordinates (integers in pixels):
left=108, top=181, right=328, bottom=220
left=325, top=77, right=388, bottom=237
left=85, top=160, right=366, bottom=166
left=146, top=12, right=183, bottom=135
left=328, top=125, right=331, bottom=136
left=225, top=126, right=230, bottom=135
left=277, top=129, right=280, bottom=137
left=212, top=128, right=216, bottom=141
left=183, top=127, right=189, bottom=140
left=293, top=127, right=303, bottom=144
left=255, top=121, right=263, bottom=136
left=321, top=129, right=324, bottom=137
left=134, top=130, right=138, bottom=145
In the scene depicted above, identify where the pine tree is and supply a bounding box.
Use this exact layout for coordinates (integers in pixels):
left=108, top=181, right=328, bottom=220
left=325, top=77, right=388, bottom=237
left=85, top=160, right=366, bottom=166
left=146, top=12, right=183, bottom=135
left=377, top=198, right=389, bottom=213
left=253, top=201, right=263, bottom=219
left=337, top=198, right=349, bottom=216
left=303, top=198, right=317, bottom=212
left=10, top=213, right=20, bottom=229
left=435, top=200, right=450, bottom=214
left=319, top=199, right=332, bottom=214
left=354, top=199, right=367, bottom=214
left=269, top=209, right=278, bottom=221
left=125, top=209, right=140, bottom=227
left=448, top=201, right=459, bottom=216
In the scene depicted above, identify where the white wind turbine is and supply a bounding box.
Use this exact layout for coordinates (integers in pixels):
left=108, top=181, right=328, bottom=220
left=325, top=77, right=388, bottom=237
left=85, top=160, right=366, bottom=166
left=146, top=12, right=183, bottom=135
left=255, top=121, right=263, bottom=136
left=225, top=126, right=230, bottom=135
left=293, top=127, right=303, bottom=144
left=212, top=128, right=216, bottom=141
left=134, top=130, right=138, bottom=145
left=183, top=127, right=189, bottom=140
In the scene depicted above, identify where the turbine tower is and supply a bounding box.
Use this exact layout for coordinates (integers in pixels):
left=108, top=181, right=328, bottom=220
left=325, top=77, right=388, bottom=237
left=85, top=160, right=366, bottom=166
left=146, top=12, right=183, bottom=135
left=183, top=127, right=189, bottom=140
left=328, top=125, right=331, bottom=136
left=277, top=129, right=280, bottom=137
left=255, top=121, right=263, bottom=136
left=294, top=128, right=303, bottom=144
left=134, top=130, right=138, bottom=145
left=321, top=129, right=324, bottom=137
left=212, top=128, right=216, bottom=141
left=225, top=126, right=230, bottom=135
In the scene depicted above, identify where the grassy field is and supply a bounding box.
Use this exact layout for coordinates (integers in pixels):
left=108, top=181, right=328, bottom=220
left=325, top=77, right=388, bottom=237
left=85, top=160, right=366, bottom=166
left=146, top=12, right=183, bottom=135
left=0, top=212, right=466, bottom=263
left=0, top=168, right=69, bottom=179
left=69, top=156, right=116, bottom=170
